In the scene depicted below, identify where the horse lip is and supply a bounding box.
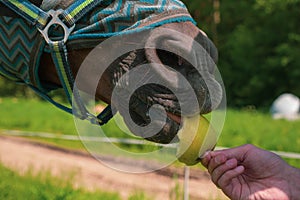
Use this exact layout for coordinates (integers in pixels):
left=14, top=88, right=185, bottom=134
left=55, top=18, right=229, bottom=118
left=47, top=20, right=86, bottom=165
left=166, top=112, right=181, bottom=125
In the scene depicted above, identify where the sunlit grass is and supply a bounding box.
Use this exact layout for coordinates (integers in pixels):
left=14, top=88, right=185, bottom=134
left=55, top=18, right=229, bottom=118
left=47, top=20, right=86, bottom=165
left=219, top=109, right=300, bottom=153
left=0, top=162, right=121, bottom=200
left=0, top=98, right=299, bottom=167
left=0, top=98, right=76, bottom=134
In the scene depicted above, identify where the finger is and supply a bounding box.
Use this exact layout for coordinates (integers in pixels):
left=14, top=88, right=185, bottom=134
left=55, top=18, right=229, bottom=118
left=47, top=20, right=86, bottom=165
left=200, top=151, right=212, bottom=168
left=217, top=165, right=245, bottom=189
left=208, top=154, right=227, bottom=174
left=210, top=144, right=253, bottom=161
left=211, top=158, right=238, bottom=185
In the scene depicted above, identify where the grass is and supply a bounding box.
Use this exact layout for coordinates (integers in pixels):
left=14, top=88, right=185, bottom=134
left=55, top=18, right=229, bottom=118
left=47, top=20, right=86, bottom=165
left=218, top=108, right=300, bottom=167
left=0, top=161, right=154, bottom=200
left=0, top=98, right=76, bottom=134
left=0, top=97, right=300, bottom=167
left=0, top=162, right=121, bottom=200
left=218, top=108, right=300, bottom=153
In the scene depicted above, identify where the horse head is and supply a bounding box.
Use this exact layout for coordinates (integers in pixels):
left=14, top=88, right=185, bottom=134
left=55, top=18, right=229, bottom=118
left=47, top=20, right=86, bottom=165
left=0, top=0, right=223, bottom=144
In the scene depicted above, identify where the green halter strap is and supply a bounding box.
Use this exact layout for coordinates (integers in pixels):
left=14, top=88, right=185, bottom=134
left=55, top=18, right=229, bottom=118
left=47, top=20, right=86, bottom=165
left=1, top=0, right=113, bottom=125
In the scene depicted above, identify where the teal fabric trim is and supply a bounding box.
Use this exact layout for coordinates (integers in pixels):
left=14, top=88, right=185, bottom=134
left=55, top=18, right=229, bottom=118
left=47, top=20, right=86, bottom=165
left=69, top=16, right=196, bottom=40
left=69, top=0, right=194, bottom=39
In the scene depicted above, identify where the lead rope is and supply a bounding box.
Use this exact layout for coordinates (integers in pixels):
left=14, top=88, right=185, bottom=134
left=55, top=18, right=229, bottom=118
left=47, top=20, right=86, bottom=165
left=1, top=0, right=113, bottom=125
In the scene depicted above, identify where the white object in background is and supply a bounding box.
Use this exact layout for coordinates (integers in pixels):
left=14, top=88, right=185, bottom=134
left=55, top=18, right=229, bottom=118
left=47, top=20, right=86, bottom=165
left=270, top=93, right=300, bottom=121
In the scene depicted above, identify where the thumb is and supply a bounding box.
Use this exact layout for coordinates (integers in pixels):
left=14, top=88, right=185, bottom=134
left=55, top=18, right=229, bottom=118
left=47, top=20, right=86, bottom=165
left=210, top=144, right=253, bottom=162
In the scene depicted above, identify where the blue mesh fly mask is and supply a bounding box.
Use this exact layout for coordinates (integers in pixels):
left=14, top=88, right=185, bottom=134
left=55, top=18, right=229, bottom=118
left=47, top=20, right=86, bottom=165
left=0, top=0, right=196, bottom=125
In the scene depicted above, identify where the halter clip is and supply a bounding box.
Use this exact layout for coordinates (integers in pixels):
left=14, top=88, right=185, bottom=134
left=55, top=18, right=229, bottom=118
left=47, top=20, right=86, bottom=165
left=38, top=9, right=75, bottom=44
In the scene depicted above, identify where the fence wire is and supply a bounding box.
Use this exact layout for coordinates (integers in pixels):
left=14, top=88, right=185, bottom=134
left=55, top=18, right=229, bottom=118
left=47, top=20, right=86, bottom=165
left=2, top=129, right=300, bottom=160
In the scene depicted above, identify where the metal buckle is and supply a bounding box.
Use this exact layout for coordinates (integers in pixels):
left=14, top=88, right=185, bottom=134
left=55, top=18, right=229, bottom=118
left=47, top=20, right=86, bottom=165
left=38, top=9, right=75, bottom=44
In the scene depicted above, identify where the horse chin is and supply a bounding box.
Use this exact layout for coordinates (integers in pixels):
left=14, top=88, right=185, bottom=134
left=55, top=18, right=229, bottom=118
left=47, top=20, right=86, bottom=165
left=123, top=94, right=181, bottom=144
left=143, top=110, right=182, bottom=144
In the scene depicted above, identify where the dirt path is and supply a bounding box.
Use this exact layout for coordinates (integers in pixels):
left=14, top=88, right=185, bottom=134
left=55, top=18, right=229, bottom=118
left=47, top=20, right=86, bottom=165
left=0, top=135, right=228, bottom=200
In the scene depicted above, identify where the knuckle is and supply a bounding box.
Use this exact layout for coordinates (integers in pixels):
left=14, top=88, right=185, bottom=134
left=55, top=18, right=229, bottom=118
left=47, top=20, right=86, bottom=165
left=243, top=144, right=255, bottom=150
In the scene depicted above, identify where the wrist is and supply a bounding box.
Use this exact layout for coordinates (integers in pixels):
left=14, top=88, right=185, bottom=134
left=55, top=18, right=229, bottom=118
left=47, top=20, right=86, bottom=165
left=285, top=165, right=300, bottom=200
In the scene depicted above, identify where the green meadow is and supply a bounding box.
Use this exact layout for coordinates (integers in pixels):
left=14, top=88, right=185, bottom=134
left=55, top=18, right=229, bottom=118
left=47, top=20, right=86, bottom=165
left=1, top=98, right=299, bottom=153
left=1, top=98, right=300, bottom=160
left=220, top=108, right=300, bottom=152
left=0, top=162, right=154, bottom=200
left=1, top=97, right=299, bottom=168
left=0, top=97, right=299, bottom=199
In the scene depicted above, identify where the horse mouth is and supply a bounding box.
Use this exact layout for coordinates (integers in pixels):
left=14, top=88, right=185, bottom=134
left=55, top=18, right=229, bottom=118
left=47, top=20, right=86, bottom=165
left=120, top=80, right=217, bottom=144
left=111, top=49, right=221, bottom=144
left=166, top=112, right=181, bottom=125
left=123, top=85, right=183, bottom=144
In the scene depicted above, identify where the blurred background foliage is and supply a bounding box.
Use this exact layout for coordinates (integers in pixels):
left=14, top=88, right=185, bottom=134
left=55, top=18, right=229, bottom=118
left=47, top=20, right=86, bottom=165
left=0, top=0, right=299, bottom=109
left=184, top=0, right=300, bottom=108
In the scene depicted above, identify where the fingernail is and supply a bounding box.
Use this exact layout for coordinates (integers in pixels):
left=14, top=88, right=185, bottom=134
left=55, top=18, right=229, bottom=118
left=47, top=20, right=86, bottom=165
left=200, top=151, right=211, bottom=159
left=226, top=159, right=236, bottom=167
left=236, top=165, right=244, bottom=173
left=215, top=155, right=225, bottom=164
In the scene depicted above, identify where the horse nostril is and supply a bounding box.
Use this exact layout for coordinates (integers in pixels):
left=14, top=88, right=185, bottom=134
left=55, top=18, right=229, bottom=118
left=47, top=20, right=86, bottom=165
left=155, top=49, right=192, bottom=77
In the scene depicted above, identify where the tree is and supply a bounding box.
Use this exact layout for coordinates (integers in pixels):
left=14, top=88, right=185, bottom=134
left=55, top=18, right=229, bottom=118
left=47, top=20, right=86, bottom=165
left=185, top=0, right=300, bottom=107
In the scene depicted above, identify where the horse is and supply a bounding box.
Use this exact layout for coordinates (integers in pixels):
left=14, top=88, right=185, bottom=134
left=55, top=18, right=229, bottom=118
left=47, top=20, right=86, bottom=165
left=0, top=0, right=223, bottom=144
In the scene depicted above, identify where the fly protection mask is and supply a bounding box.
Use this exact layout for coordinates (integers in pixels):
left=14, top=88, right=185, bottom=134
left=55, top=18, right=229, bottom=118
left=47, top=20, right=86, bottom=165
left=0, top=0, right=196, bottom=125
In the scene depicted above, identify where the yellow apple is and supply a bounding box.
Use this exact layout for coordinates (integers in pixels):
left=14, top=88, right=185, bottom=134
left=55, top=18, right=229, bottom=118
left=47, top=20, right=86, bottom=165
left=176, top=115, right=217, bottom=166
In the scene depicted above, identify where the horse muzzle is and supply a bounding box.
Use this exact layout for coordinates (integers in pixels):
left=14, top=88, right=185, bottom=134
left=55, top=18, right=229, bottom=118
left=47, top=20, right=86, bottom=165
left=109, top=22, right=223, bottom=144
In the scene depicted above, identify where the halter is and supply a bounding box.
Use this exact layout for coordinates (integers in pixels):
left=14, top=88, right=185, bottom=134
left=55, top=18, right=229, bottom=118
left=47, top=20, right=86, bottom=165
left=0, top=0, right=195, bottom=125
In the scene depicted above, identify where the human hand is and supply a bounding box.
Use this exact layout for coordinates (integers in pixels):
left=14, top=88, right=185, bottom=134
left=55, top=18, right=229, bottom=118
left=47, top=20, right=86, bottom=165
left=201, top=144, right=299, bottom=200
